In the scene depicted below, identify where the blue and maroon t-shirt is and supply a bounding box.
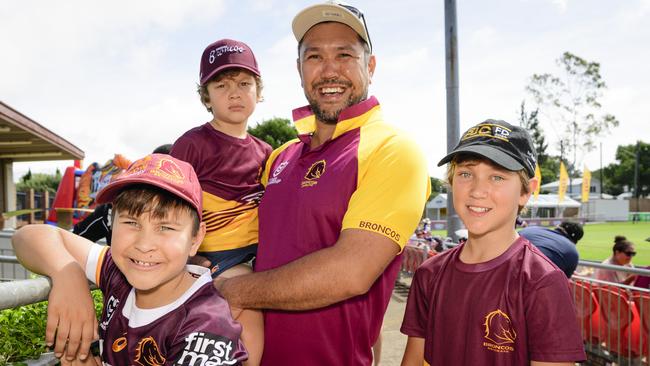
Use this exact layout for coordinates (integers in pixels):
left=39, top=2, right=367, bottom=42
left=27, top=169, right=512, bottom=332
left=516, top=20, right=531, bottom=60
left=256, top=97, right=430, bottom=365
left=85, top=245, right=247, bottom=365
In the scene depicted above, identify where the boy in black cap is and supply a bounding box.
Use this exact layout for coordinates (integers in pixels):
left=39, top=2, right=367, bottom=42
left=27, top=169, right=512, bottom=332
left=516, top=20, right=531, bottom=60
left=400, top=120, right=585, bottom=365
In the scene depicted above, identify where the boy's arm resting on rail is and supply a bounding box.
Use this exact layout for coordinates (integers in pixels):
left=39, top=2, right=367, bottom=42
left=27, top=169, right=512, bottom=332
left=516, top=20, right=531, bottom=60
left=12, top=225, right=99, bottom=362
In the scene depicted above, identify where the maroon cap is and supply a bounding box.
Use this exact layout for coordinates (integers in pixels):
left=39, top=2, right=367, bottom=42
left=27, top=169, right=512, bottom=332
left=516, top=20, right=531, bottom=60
left=95, top=154, right=203, bottom=220
left=199, top=38, right=260, bottom=85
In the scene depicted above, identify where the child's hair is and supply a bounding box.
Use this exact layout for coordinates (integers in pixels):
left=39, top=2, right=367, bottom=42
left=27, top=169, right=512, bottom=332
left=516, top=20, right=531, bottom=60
left=112, top=184, right=200, bottom=236
left=446, top=153, right=531, bottom=213
left=198, top=68, right=264, bottom=113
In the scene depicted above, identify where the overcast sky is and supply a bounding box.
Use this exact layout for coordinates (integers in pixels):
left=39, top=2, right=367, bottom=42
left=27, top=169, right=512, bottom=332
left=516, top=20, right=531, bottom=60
left=1, top=0, right=648, bottom=181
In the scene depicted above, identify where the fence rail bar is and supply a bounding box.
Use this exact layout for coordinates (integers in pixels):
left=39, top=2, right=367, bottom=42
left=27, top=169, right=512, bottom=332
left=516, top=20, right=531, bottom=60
left=0, top=277, right=51, bottom=310
left=0, top=255, right=20, bottom=264
left=578, top=260, right=650, bottom=276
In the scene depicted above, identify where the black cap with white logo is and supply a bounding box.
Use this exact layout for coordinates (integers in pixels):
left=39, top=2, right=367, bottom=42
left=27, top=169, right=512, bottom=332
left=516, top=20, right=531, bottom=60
left=437, top=119, right=537, bottom=177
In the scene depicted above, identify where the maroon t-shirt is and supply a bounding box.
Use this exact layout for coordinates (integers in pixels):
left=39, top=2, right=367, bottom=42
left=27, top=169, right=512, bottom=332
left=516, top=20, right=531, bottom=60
left=401, top=237, right=586, bottom=365
left=97, top=250, right=247, bottom=365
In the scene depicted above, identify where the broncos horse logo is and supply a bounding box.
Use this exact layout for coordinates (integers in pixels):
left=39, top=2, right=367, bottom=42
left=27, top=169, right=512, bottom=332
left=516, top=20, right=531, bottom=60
left=483, top=309, right=517, bottom=345
left=134, top=336, right=166, bottom=366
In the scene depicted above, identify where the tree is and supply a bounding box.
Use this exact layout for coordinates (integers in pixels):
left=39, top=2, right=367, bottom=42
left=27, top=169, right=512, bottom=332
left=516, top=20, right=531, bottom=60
left=248, top=117, right=298, bottom=149
left=518, top=101, right=560, bottom=185
left=526, top=52, right=619, bottom=173
left=597, top=141, right=650, bottom=197
left=429, top=176, right=445, bottom=200
left=16, top=169, right=62, bottom=193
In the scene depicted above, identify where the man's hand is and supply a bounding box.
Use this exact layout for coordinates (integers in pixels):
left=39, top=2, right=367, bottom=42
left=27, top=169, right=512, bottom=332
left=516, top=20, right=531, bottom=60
left=47, top=263, right=98, bottom=361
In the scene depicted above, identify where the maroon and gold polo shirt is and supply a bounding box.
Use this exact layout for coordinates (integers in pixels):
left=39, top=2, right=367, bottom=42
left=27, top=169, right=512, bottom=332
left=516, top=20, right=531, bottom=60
left=256, top=96, right=430, bottom=365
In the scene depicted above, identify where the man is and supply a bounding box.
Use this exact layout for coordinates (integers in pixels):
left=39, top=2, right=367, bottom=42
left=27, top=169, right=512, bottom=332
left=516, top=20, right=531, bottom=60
left=215, top=1, right=430, bottom=365
left=519, top=221, right=584, bottom=278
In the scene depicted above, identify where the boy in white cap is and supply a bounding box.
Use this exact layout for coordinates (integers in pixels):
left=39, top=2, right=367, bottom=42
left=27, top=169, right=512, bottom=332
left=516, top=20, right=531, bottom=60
left=400, top=120, right=586, bottom=365
left=12, top=154, right=247, bottom=365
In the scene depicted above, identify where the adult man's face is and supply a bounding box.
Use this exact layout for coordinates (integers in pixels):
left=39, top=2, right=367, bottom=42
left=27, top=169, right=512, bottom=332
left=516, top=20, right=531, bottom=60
left=297, top=22, right=376, bottom=125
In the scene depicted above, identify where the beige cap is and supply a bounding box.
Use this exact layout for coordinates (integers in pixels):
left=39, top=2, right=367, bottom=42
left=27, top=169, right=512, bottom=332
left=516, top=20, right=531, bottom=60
left=292, top=1, right=371, bottom=52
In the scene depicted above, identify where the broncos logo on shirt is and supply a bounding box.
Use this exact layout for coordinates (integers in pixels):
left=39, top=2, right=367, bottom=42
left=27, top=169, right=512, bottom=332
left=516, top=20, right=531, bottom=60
left=134, top=336, right=166, bottom=366
left=483, top=309, right=517, bottom=346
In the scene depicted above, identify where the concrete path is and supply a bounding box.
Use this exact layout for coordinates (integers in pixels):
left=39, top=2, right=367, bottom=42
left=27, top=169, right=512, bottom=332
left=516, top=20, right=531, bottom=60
left=377, top=278, right=411, bottom=366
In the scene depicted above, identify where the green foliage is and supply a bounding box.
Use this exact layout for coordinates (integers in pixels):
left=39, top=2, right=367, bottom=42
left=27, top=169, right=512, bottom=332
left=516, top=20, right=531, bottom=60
left=16, top=169, right=62, bottom=194
left=518, top=102, right=562, bottom=185
left=0, top=290, right=103, bottom=365
left=596, top=141, right=650, bottom=196
left=526, top=51, right=619, bottom=172
left=248, top=117, right=298, bottom=149
left=428, top=177, right=445, bottom=200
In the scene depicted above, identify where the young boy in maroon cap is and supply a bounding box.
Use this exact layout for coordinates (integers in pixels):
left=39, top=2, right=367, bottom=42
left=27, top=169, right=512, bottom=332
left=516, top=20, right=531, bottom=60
left=12, top=154, right=248, bottom=365
left=170, top=38, right=271, bottom=365
left=400, top=120, right=585, bottom=365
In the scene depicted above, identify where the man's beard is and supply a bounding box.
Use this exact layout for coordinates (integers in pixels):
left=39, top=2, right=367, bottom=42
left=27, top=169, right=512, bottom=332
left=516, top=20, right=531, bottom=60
left=306, top=83, right=367, bottom=125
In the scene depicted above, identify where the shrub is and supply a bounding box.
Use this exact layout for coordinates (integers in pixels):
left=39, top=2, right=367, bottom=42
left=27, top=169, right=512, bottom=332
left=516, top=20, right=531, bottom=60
left=0, top=290, right=103, bottom=365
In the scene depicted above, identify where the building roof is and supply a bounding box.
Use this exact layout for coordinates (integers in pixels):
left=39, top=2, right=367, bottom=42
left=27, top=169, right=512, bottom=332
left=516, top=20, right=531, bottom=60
left=0, top=101, right=84, bottom=162
left=527, top=194, right=581, bottom=208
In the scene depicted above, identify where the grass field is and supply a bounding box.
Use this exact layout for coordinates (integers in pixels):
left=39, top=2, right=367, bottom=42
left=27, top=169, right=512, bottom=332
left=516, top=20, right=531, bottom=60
left=430, top=221, right=650, bottom=266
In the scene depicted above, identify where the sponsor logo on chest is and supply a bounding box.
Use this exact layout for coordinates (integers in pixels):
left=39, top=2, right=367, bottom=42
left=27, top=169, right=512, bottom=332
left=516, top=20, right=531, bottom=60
left=176, top=332, right=237, bottom=365
left=267, top=160, right=289, bottom=186
left=100, top=295, right=120, bottom=330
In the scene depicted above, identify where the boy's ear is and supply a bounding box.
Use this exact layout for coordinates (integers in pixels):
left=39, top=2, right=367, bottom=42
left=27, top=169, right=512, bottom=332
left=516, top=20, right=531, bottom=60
left=519, top=177, right=539, bottom=207
left=189, top=222, right=207, bottom=256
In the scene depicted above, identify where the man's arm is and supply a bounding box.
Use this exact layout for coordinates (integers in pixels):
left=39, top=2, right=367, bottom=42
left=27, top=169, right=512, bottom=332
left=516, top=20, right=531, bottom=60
left=216, top=228, right=399, bottom=310
left=12, top=225, right=98, bottom=361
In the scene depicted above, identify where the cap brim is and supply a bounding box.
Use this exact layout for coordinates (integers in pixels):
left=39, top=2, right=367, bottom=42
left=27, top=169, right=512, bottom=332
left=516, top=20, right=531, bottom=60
left=200, top=64, right=260, bottom=85
left=292, top=3, right=369, bottom=45
left=437, top=145, right=525, bottom=172
left=95, top=177, right=202, bottom=220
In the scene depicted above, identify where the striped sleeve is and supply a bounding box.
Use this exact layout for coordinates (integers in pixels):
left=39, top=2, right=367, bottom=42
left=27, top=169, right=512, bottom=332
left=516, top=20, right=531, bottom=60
left=84, top=244, right=109, bottom=285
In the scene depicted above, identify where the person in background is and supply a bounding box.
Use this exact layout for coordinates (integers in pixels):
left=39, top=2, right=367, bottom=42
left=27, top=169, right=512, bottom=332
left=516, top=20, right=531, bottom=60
left=73, top=144, right=172, bottom=245
left=519, top=221, right=584, bottom=278
left=596, top=236, right=637, bottom=285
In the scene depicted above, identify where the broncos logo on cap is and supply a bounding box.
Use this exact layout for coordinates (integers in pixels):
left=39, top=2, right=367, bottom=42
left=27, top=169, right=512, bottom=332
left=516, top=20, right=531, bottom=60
left=151, top=158, right=185, bottom=183
left=134, top=336, right=166, bottom=366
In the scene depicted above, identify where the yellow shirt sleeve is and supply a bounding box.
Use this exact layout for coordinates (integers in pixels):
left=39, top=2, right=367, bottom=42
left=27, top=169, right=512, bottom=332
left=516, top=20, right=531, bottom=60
left=341, top=127, right=430, bottom=249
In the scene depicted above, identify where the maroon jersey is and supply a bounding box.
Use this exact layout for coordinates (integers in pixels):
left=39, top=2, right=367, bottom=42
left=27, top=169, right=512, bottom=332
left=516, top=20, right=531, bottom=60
left=401, top=237, right=586, bottom=365
left=86, top=245, right=247, bottom=365
left=171, top=123, right=272, bottom=252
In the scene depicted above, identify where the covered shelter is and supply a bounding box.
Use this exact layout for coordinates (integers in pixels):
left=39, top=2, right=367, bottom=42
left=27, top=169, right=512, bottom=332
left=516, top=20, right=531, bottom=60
left=523, top=194, right=581, bottom=219
left=0, top=101, right=84, bottom=228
